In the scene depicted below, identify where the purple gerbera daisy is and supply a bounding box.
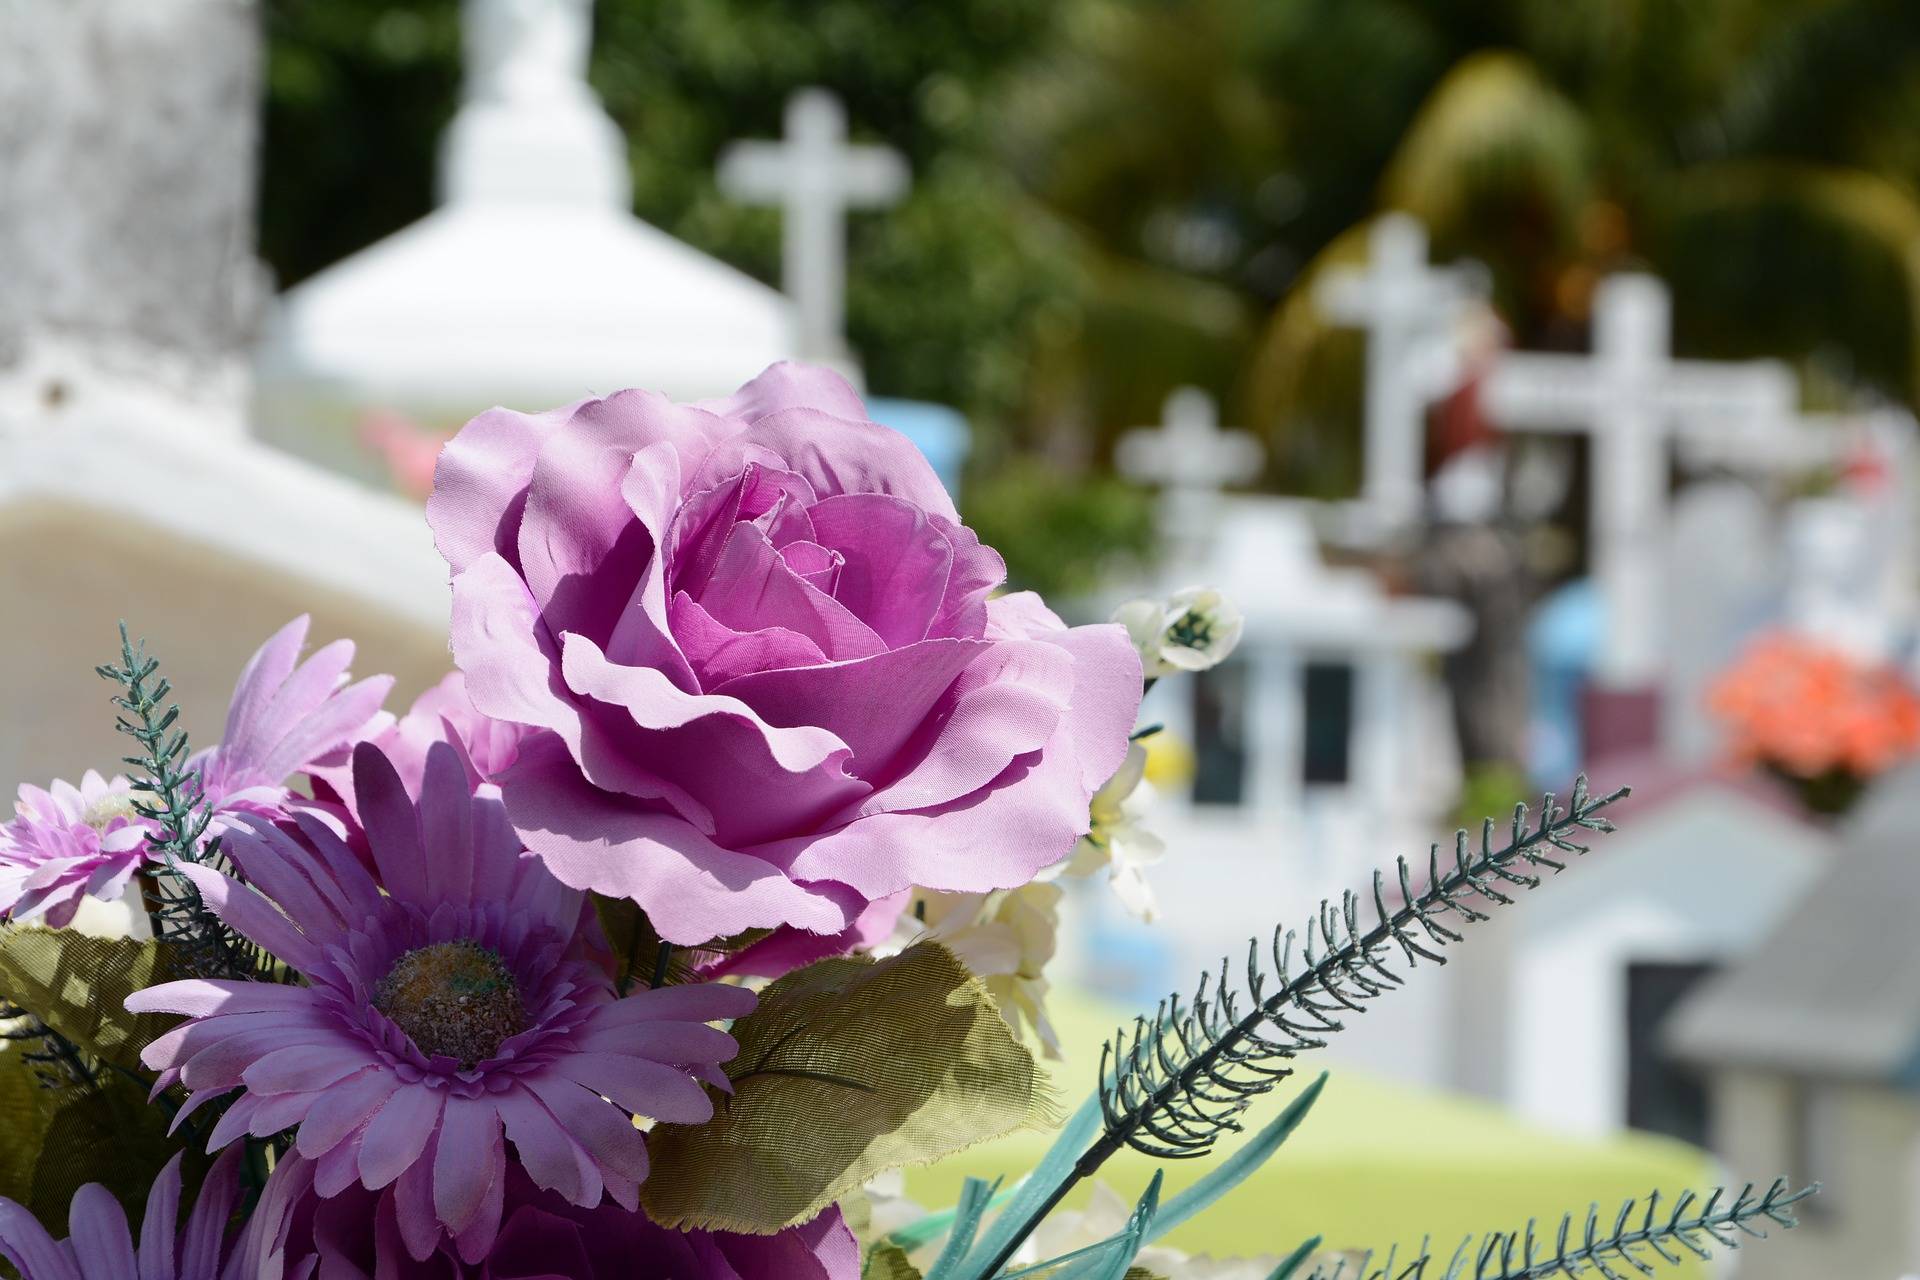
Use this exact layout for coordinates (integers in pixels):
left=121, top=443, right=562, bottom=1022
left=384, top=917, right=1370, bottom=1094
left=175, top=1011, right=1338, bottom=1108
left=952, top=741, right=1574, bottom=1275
left=191, top=615, right=393, bottom=823
left=0, top=770, right=158, bottom=928
left=128, top=740, right=756, bottom=1263
left=0, top=1148, right=247, bottom=1280
left=254, top=1154, right=859, bottom=1280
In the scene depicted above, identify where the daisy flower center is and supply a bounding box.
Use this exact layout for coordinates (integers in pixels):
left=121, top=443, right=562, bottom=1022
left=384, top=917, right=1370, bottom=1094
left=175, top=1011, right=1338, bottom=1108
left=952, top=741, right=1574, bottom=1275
left=1165, top=608, right=1215, bottom=653
left=81, top=792, right=145, bottom=831
left=373, top=940, right=527, bottom=1068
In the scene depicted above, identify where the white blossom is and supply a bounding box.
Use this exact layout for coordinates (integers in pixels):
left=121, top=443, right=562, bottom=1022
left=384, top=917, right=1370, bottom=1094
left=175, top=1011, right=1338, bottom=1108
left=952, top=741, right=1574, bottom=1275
left=1064, top=742, right=1166, bottom=921
left=1114, top=586, right=1245, bottom=678
left=887, top=881, right=1066, bottom=1059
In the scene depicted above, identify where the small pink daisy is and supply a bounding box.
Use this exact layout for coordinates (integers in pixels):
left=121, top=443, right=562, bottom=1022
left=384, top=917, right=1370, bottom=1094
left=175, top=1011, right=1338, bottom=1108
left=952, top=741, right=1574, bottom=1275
left=129, top=739, right=755, bottom=1263
left=191, top=615, right=394, bottom=823
left=0, top=770, right=157, bottom=927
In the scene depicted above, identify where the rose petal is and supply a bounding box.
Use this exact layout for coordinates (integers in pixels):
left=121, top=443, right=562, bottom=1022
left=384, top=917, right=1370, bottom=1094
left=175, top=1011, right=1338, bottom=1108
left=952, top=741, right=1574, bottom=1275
left=499, top=734, right=855, bottom=944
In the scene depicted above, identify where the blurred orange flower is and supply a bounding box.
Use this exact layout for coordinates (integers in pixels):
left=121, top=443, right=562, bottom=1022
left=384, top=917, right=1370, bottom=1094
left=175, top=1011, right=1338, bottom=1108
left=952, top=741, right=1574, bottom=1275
left=1707, top=632, right=1920, bottom=781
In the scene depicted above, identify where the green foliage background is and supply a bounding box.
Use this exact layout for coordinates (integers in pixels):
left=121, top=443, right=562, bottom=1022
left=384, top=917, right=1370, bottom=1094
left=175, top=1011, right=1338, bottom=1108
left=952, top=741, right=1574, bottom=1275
left=259, top=0, right=1920, bottom=591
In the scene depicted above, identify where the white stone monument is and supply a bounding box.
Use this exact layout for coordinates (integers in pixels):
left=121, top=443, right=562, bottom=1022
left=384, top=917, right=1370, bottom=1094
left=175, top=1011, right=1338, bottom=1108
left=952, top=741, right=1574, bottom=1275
left=1104, top=494, right=1472, bottom=1093
left=0, top=0, right=265, bottom=439
left=1, top=0, right=455, bottom=796
left=256, top=0, right=801, bottom=485
left=1482, top=274, right=1798, bottom=688
left=718, top=88, right=910, bottom=367
left=1315, top=213, right=1488, bottom=532
left=1114, top=387, right=1265, bottom=569
left=441, top=0, right=624, bottom=206
left=1679, top=404, right=1917, bottom=663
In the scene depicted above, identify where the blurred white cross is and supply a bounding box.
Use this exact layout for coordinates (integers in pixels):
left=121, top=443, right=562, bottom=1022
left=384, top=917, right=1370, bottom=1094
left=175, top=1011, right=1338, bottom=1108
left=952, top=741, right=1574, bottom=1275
left=1316, top=213, right=1487, bottom=531
left=1483, top=274, right=1797, bottom=687
left=718, top=88, right=909, bottom=363
left=1116, top=387, right=1264, bottom=564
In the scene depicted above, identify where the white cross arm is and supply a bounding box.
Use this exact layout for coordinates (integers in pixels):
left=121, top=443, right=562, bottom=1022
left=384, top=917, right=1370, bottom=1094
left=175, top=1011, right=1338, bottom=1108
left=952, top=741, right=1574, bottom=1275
left=1313, top=269, right=1382, bottom=322
left=837, top=148, right=910, bottom=205
left=1654, top=358, right=1797, bottom=422
left=1480, top=355, right=1608, bottom=431
left=1114, top=427, right=1263, bottom=486
left=1678, top=423, right=1844, bottom=472
left=1314, top=264, right=1477, bottom=325
left=716, top=142, right=909, bottom=207
left=717, top=142, right=794, bottom=202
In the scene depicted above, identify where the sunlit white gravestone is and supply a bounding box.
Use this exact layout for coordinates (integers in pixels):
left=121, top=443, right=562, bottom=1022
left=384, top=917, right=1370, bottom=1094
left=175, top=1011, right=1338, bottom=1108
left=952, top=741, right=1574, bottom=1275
left=1482, top=275, right=1797, bottom=688
left=718, top=88, right=910, bottom=366
left=1114, top=387, right=1265, bottom=569
left=1316, top=213, right=1488, bottom=532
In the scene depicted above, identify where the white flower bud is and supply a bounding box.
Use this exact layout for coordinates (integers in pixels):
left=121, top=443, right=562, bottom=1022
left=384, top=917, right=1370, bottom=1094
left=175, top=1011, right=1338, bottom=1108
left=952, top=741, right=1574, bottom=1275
left=1113, top=586, right=1244, bottom=678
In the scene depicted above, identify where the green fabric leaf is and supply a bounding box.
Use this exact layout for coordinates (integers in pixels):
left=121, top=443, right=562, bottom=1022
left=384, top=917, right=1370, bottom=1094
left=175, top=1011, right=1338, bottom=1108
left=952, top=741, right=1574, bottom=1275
left=864, top=1243, right=927, bottom=1280
left=0, top=1041, right=201, bottom=1227
left=641, top=941, right=1053, bottom=1234
left=1078, top=1171, right=1161, bottom=1280
left=0, top=928, right=205, bottom=1227
left=1001, top=1171, right=1163, bottom=1280
left=0, top=927, right=177, bottom=1072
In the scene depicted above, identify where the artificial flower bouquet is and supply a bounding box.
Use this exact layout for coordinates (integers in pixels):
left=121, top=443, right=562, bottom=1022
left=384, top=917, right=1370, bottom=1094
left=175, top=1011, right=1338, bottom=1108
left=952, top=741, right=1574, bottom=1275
left=0, top=365, right=1811, bottom=1278
left=1708, top=629, right=1920, bottom=815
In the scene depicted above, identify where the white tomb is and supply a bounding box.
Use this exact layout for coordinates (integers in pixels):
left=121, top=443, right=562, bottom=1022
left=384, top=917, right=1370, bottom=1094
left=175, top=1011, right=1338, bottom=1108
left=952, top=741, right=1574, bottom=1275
left=1085, top=378, right=1471, bottom=1077
left=1666, top=769, right=1920, bottom=1280
left=1116, top=495, right=1472, bottom=1082
left=1489, top=778, right=1829, bottom=1137
left=1, top=0, right=455, bottom=798
left=255, top=0, right=801, bottom=485
left=1103, top=380, right=1472, bottom=998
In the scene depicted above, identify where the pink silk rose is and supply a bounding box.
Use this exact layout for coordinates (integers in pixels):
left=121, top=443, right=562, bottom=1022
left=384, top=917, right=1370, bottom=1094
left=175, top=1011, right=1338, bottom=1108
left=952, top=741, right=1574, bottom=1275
left=428, top=363, right=1140, bottom=944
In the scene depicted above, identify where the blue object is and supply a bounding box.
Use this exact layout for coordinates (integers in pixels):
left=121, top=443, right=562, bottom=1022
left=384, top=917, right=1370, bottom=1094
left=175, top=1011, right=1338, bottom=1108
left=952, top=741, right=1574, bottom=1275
left=868, top=398, right=971, bottom=498
left=1527, top=579, right=1601, bottom=787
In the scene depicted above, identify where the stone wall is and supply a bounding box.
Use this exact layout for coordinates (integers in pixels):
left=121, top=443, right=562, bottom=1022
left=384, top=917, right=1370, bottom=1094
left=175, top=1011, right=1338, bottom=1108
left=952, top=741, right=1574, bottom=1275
left=0, top=0, right=264, bottom=402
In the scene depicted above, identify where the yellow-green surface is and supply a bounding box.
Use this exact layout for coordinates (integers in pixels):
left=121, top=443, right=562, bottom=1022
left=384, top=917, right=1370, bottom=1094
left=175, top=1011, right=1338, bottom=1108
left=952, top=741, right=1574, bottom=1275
left=905, top=991, right=1715, bottom=1273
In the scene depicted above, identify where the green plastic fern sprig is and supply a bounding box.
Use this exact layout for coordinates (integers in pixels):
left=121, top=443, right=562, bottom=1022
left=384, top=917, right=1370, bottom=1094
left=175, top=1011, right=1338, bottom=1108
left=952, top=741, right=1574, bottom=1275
left=1306, top=1179, right=1818, bottom=1279
left=963, top=779, right=1626, bottom=1280
left=96, top=624, right=266, bottom=981
left=1096, top=776, right=1627, bottom=1165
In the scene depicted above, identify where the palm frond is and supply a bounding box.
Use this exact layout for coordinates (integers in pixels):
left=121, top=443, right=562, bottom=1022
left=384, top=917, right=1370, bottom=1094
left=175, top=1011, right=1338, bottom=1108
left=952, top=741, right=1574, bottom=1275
left=1379, top=49, right=1593, bottom=252
left=1655, top=160, right=1920, bottom=405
